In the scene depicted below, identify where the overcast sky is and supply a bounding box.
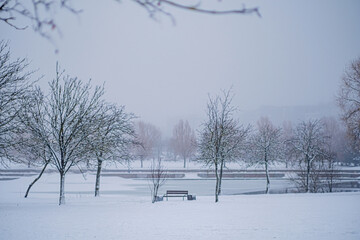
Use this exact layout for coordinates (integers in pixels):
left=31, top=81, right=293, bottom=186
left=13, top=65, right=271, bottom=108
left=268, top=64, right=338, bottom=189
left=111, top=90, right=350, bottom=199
left=1, top=0, right=360, bottom=137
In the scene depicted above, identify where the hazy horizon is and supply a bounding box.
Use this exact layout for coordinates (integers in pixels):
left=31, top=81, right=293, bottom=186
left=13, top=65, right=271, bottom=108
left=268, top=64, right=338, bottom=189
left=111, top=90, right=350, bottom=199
left=1, top=0, right=359, bottom=137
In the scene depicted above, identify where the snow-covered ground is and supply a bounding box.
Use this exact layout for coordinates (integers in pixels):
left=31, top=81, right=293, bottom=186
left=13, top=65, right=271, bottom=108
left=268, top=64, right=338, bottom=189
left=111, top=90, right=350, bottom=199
left=0, top=172, right=360, bottom=240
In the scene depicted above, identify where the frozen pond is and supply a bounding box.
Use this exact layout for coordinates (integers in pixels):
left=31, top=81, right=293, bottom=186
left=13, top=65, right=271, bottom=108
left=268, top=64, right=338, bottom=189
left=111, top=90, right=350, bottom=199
left=100, top=178, right=295, bottom=197
left=161, top=178, right=295, bottom=196
left=3, top=171, right=359, bottom=199
left=13, top=173, right=295, bottom=199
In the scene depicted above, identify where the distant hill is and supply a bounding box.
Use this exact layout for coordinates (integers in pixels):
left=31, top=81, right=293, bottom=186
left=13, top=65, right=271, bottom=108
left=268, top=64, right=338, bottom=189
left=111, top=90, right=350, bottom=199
left=238, top=103, right=340, bottom=126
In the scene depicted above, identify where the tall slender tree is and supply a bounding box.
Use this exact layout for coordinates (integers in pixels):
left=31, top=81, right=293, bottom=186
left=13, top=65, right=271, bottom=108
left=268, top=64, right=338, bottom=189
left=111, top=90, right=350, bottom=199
left=90, top=104, right=136, bottom=197
left=133, top=121, right=161, bottom=168
left=170, top=120, right=196, bottom=168
left=198, top=89, right=249, bottom=202
left=248, top=117, right=282, bottom=194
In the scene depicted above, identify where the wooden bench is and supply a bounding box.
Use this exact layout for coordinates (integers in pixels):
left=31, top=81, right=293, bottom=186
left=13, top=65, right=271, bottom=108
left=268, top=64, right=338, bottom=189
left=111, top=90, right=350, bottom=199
left=163, top=190, right=189, bottom=201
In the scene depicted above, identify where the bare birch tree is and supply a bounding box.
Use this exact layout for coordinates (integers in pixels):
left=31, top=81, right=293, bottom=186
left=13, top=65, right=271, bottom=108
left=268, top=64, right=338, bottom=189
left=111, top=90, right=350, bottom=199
left=170, top=119, right=196, bottom=168
left=18, top=63, right=104, bottom=205
left=248, top=117, right=282, bottom=194
left=289, top=120, right=328, bottom=193
left=90, top=104, right=136, bottom=197
left=0, top=41, right=34, bottom=165
left=337, top=57, right=360, bottom=160
left=198, top=89, right=249, bottom=202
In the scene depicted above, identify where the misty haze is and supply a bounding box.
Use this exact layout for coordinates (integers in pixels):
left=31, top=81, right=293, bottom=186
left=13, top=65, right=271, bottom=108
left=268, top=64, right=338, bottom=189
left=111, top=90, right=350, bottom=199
left=1, top=0, right=360, bottom=240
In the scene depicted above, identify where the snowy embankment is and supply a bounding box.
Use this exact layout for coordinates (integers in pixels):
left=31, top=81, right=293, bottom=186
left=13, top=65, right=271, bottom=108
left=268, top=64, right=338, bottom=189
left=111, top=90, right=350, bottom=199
left=1, top=174, right=360, bottom=240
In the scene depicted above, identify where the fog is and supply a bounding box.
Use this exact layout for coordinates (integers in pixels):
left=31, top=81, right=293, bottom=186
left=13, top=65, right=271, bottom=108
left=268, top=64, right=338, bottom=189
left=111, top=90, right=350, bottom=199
left=1, top=0, right=360, bottom=136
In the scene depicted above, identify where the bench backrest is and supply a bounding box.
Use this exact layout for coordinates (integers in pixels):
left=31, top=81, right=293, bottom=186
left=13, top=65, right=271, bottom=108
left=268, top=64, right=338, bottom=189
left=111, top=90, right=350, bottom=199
left=166, top=190, right=188, bottom=195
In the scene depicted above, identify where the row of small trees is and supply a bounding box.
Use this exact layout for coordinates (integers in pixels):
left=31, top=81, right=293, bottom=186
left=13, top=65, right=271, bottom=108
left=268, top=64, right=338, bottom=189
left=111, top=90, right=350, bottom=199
left=136, top=99, right=348, bottom=201
left=132, top=120, right=197, bottom=169
left=197, top=89, right=354, bottom=202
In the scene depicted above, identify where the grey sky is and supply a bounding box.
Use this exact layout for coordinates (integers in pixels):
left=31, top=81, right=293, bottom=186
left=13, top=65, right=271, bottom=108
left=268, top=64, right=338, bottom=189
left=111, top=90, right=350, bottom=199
left=1, top=0, right=360, bottom=136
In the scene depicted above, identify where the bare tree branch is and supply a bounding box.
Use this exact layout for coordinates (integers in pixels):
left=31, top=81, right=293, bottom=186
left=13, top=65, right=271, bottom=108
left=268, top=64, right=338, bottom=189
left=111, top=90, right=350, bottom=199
left=158, top=0, right=260, bottom=17
left=0, top=41, right=34, bottom=165
left=0, top=0, right=260, bottom=39
left=337, top=57, right=360, bottom=157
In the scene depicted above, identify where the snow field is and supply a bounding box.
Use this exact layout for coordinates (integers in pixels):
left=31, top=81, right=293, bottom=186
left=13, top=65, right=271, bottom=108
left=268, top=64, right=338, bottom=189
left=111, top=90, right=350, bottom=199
left=0, top=173, right=359, bottom=240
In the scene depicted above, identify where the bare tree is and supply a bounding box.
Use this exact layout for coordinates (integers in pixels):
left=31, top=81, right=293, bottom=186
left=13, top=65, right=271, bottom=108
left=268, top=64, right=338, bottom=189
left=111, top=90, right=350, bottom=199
left=289, top=120, right=328, bottom=193
left=14, top=90, right=52, bottom=197
left=133, top=121, right=161, bottom=168
left=0, top=0, right=80, bottom=38
left=198, top=89, right=249, bottom=202
left=0, top=0, right=259, bottom=38
left=337, top=57, right=360, bottom=160
left=291, top=162, right=324, bottom=193
left=170, top=119, right=196, bottom=168
left=281, top=120, right=296, bottom=168
left=0, top=41, right=33, bottom=165
left=248, top=117, right=282, bottom=194
left=149, top=156, right=166, bottom=203
left=321, top=117, right=345, bottom=192
left=90, top=104, right=136, bottom=197
left=18, top=63, right=104, bottom=205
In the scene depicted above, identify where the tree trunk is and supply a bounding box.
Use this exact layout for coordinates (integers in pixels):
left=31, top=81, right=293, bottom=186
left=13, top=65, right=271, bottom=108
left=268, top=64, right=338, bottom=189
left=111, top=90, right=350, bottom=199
left=328, top=162, right=334, bottom=193
left=152, top=184, right=159, bottom=203
left=215, top=163, right=219, bottom=203
left=25, top=161, right=49, bottom=198
left=218, top=159, right=224, bottom=195
left=95, top=159, right=103, bottom=197
left=329, top=177, right=333, bottom=193
left=140, top=158, right=143, bottom=168
left=183, top=156, right=186, bottom=168
left=265, top=160, right=270, bottom=194
left=59, top=172, right=66, bottom=205
left=306, top=157, right=310, bottom=193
